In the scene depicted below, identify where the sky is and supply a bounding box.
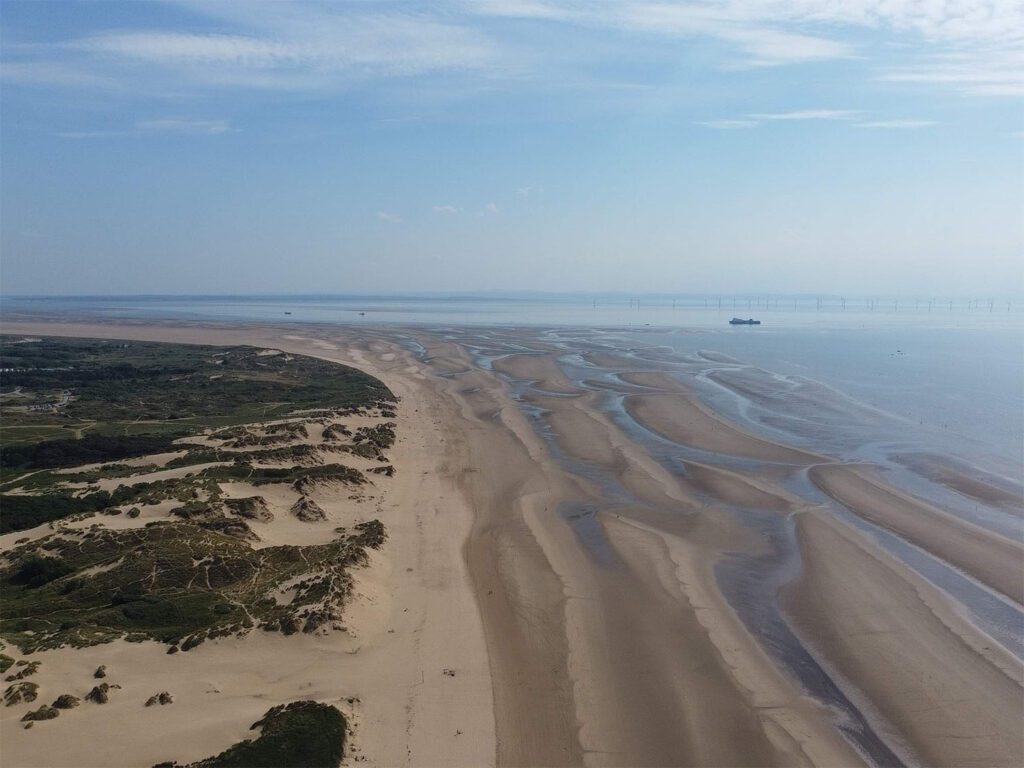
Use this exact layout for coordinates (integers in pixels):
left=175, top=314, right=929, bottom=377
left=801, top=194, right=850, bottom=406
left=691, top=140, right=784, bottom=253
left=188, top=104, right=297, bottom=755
left=1, top=0, right=1022, bottom=297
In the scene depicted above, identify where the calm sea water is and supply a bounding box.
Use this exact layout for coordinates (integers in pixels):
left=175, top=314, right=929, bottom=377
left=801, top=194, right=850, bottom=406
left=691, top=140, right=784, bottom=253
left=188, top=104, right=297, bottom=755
left=3, top=293, right=1021, bottom=330
left=3, top=293, right=1022, bottom=470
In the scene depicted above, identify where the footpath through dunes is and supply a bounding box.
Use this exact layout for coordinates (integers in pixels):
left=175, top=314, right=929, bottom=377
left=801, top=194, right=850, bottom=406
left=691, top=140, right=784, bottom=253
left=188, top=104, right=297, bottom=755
left=809, top=463, right=1024, bottom=604
left=783, top=512, right=1024, bottom=768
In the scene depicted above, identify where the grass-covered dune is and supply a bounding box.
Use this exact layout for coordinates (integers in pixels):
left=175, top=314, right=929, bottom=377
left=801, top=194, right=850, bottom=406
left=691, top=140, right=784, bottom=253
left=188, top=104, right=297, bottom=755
left=159, top=701, right=346, bottom=768
left=1, top=335, right=398, bottom=768
left=0, top=336, right=396, bottom=532
left=2, top=519, right=386, bottom=652
left=0, top=336, right=394, bottom=454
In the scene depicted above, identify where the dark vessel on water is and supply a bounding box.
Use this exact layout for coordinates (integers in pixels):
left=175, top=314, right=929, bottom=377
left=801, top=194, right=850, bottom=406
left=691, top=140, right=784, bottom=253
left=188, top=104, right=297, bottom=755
left=729, top=317, right=761, bottom=325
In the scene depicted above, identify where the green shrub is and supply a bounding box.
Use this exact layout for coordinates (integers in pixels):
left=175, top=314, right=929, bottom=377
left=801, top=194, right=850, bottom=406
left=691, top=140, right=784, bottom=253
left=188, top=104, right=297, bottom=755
left=178, top=701, right=345, bottom=768
left=9, top=556, right=73, bottom=589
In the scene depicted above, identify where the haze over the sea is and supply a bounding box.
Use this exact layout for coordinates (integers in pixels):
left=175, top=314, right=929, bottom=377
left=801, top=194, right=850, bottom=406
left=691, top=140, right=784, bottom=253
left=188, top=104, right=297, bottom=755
left=2, top=0, right=1022, bottom=297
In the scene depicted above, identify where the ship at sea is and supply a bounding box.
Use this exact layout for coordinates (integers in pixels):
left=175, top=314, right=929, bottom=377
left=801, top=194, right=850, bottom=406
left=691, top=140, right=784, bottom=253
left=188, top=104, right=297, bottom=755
left=729, top=317, right=761, bottom=325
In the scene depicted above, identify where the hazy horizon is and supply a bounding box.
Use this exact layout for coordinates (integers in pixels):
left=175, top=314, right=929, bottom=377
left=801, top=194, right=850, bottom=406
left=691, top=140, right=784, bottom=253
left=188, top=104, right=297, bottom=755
left=4, top=289, right=1024, bottom=301
left=2, top=1, right=1022, bottom=296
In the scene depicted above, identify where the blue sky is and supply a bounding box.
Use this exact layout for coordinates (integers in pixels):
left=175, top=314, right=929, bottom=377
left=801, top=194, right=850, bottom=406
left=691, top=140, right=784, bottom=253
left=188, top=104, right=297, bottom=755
left=1, top=0, right=1021, bottom=296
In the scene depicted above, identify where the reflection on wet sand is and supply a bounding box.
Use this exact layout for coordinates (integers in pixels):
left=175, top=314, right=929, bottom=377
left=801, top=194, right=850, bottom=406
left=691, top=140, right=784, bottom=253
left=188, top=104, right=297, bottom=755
left=405, top=324, right=1022, bottom=768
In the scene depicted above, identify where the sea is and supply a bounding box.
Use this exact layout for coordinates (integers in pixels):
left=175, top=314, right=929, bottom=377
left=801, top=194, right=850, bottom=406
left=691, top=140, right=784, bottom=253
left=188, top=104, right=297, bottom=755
left=4, top=293, right=1021, bottom=471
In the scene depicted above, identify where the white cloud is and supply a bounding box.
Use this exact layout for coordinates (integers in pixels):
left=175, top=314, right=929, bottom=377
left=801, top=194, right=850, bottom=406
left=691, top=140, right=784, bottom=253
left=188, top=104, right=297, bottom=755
left=0, top=61, right=120, bottom=89
left=855, top=119, right=935, bottom=129
left=57, top=118, right=232, bottom=138
left=17, top=5, right=497, bottom=93
left=483, top=202, right=499, bottom=214
left=470, top=0, right=1024, bottom=91
left=72, top=32, right=295, bottom=66
left=377, top=211, right=402, bottom=223
left=880, top=53, right=1024, bottom=97
left=619, top=5, right=855, bottom=66
left=136, top=118, right=232, bottom=134
left=749, top=109, right=862, bottom=120
left=469, top=1, right=577, bottom=22
left=4, top=0, right=1022, bottom=104
left=696, top=119, right=757, bottom=129
left=57, top=130, right=130, bottom=139
left=432, top=205, right=459, bottom=214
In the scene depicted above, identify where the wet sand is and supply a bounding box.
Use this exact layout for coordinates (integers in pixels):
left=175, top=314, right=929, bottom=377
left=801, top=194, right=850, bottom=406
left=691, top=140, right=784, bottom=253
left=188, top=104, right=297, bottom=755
left=624, top=393, right=821, bottom=464
left=2, top=320, right=1022, bottom=767
left=810, top=463, right=1024, bottom=604
left=784, top=511, right=1024, bottom=768
left=894, top=452, right=1024, bottom=513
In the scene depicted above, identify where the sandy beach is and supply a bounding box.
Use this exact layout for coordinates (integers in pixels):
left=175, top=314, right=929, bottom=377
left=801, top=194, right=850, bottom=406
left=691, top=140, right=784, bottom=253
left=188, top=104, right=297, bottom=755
left=1, top=323, right=495, bottom=767
left=1, top=319, right=1021, bottom=768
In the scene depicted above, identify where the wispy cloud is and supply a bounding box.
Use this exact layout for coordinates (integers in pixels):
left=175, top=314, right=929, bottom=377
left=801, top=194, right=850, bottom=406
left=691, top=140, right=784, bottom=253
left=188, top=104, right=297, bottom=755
left=483, top=202, right=499, bottom=215
left=619, top=5, right=855, bottom=67
left=696, top=119, right=757, bottom=129
left=2, top=0, right=1021, bottom=118
left=476, top=1, right=854, bottom=67
left=855, top=119, right=935, bottom=129
left=58, top=118, right=232, bottom=138
left=71, top=32, right=295, bottom=66
left=879, top=53, right=1024, bottom=97
left=699, top=112, right=937, bottom=131
left=136, top=118, right=233, bottom=134
left=471, top=0, right=1024, bottom=92
left=0, top=61, right=120, bottom=90
left=377, top=211, right=402, bottom=223
left=432, top=204, right=459, bottom=214
left=749, top=110, right=862, bottom=121
left=57, top=130, right=130, bottom=139
left=12, top=5, right=496, bottom=93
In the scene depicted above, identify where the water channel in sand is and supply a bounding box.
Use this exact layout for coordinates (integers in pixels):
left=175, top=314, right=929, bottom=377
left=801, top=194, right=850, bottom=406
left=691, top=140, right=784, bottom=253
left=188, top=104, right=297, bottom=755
left=383, top=323, right=1022, bottom=765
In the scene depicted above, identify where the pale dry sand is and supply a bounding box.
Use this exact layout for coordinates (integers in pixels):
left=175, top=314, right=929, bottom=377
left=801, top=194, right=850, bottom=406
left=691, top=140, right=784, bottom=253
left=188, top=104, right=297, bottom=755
left=52, top=451, right=188, bottom=473
left=1, top=324, right=495, bottom=768
left=74, top=462, right=228, bottom=492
